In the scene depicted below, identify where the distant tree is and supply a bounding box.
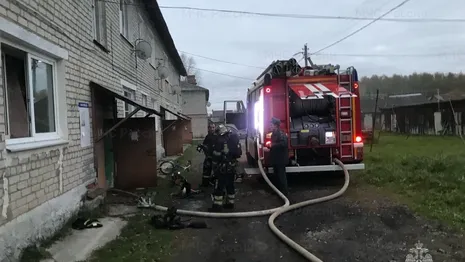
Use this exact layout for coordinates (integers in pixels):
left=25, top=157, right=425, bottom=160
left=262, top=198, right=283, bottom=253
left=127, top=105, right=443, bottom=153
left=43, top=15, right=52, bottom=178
left=359, top=72, right=465, bottom=97
left=180, top=53, right=202, bottom=84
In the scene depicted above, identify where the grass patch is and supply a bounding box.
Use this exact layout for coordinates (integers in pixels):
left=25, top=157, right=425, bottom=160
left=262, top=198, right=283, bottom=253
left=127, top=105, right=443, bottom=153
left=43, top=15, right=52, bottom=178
left=173, top=140, right=203, bottom=187
left=87, top=142, right=200, bottom=262
left=155, top=141, right=202, bottom=203
left=87, top=215, right=177, bottom=262
left=20, top=204, right=107, bottom=261
left=357, top=133, right=465, bottom=229
left=178, top=141, right=201, bottom=165
left=20, top=246, right=53, bottom=262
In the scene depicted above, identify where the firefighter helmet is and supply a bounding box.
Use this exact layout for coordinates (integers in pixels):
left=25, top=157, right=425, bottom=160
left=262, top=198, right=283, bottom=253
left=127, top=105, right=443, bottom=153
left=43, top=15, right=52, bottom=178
left=215, top=124, right=229, bottom=136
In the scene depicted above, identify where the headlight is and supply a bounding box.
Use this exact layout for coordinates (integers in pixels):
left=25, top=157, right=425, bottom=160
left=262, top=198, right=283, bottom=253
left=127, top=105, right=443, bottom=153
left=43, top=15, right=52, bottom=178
left=325, top=131, right=336, bottom=144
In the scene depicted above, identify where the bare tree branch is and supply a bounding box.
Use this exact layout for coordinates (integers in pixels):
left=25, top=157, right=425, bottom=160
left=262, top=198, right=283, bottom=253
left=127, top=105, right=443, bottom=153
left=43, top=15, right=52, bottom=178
left=180, top=53, right=201, bottom=85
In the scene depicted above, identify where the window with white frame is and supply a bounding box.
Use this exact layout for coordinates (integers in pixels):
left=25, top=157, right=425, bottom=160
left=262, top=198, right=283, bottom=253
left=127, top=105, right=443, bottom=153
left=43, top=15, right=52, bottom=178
left=148, top=32, right=157, bottom=66
left=138, top=16, right=147, bottom=41
left=141, top=93, right=147, bottom=106
left=164, top=79, right=170, bottom=93
left=1, top=43, right=57, bottom=140
left=152, top=98, right=159, bottom=131
left=151, top=98, right=155, bottom=108
left=123, top=87, right=135, bottom=117
left=92, top=0, right=107, bottom=46
left=119, top=0, right=129, bottom=39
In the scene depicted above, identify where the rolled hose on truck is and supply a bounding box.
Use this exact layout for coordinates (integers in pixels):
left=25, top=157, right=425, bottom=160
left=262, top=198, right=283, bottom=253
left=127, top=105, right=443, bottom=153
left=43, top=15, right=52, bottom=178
left=151, top=157, right=349, bottom=262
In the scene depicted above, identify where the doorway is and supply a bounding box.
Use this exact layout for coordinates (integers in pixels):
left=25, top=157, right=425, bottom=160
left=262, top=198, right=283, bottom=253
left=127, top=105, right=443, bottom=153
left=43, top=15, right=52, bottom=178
left=114, top=117, right=157, bottom=189
left=91, top=82, right=162, bottom=189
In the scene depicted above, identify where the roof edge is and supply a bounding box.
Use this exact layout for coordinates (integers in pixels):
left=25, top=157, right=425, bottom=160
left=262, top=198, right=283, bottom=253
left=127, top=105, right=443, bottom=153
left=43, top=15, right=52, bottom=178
left=145, top=0, right=187, bottom=76
left=180, top=82, right=209, bottom=101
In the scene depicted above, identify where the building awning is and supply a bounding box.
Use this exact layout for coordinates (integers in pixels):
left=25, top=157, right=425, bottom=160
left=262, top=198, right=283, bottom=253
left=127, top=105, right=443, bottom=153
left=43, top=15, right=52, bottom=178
left=177, top=112, right=191, bottom=120
left=289, top=82, right=357, bottom=100
left=160, top=106, right=191, bottom=121
left=90, top=81, right=163, bottom=117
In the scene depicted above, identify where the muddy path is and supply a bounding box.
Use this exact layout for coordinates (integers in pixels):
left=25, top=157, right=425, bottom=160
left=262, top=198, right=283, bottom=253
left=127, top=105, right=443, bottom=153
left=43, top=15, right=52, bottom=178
left=166, top=147, right=465, bottom=262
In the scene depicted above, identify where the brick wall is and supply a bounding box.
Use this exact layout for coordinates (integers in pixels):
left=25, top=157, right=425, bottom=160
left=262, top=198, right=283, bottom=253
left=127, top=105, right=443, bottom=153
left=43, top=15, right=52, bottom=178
left=0, top=0, right=182, bottom=229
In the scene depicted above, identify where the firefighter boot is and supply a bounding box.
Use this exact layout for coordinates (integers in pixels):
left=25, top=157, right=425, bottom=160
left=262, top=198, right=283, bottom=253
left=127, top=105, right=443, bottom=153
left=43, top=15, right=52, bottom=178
left=223, top=192, right=235, bottom=210
left=208, top=194, right=224, bottom=212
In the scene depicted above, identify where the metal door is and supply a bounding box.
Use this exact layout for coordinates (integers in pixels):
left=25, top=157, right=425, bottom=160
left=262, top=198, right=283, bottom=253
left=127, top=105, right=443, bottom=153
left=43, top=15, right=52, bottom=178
left=162, top=119, right=184, bottom=156
left=114, top=117, right=157, bottom=189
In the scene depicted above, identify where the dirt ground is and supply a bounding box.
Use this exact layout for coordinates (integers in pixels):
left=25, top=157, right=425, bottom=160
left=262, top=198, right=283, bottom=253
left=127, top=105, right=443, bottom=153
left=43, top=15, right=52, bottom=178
left=164, top=144, right=465, bottom=262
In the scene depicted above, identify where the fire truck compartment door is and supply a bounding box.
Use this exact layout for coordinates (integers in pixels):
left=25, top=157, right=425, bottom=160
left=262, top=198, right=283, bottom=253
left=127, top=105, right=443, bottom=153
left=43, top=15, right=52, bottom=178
left=289, top=83, right=355, bottom=99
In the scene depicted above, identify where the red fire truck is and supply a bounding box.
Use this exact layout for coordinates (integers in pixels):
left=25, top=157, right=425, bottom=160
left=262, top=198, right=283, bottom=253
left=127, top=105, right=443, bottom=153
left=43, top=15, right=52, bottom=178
left=228, top=57, right=365, bottom=175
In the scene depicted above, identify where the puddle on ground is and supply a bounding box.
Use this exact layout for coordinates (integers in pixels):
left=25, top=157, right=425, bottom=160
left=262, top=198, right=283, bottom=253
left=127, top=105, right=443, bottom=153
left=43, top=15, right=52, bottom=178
left=107, top=204, right=139, bottom=217
left=181, top=200, right=205, bottom=210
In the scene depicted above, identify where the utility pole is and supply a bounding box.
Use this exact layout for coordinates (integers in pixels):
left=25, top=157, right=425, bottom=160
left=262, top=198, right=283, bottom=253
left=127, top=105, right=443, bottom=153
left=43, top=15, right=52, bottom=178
left=370, top=89, right=380, bottom=152
left=303, top=44, right=308, bottom=67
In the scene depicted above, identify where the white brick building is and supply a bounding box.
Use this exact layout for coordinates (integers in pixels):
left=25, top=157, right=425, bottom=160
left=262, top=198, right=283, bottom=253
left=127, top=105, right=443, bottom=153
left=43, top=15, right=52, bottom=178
left=181, top=75, right=210, bottom=139
left=0, top=0, right=186, bottom=260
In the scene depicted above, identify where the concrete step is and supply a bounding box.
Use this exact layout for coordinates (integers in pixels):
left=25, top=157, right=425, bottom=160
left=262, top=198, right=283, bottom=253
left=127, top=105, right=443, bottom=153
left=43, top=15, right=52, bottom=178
left=44, top=217, right=127, bottom=262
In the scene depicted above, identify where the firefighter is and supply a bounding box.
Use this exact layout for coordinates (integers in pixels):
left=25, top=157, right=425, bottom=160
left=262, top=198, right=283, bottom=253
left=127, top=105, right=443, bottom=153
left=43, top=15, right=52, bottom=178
left=264, top=117, right=289, bottom=196
left=209, top=124, right=242, bottom=212
left=197, top=123, right=216, bottom=187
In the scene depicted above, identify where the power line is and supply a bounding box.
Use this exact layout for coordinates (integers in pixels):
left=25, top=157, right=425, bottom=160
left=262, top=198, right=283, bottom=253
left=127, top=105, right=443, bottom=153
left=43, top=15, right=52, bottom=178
left=185, top=50, right=465, bottom=81
left=306, top=0, right=392, bottom=62
left=179, top=51, right=265, bottom=69
left=98, top=0, right=462, bottom=79
left=311, top=0, right=412, bottom=55
left=183, top=49, right=465, bottom=66
left=100, top=1, right=465, bottom=23
left=192, top=67, right=255, bottom=81
left=312, top=52, right=465, bottom=57
left=159, top=5, right=465, bottom=23
left=181, top=50, right=465, bottom=80
left=331, top=0, right=392, bottom=41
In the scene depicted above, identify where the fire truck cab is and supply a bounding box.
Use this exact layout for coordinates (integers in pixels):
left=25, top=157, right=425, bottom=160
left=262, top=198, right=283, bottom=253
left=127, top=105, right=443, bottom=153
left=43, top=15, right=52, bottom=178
left=226, top=58, right=365, bottom=175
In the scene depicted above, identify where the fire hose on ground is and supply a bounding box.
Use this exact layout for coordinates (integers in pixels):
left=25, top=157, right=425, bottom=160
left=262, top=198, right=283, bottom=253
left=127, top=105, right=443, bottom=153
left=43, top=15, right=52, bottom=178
left=141, top=158, right=349, bottom=262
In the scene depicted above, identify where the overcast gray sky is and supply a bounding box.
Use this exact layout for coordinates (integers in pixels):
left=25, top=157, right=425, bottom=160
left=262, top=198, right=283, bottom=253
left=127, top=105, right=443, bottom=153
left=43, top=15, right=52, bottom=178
left=158, top=0, right=465, bottom=110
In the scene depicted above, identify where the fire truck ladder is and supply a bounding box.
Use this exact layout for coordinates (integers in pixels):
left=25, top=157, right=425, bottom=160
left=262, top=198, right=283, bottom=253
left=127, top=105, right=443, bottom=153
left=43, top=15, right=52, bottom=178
left=338, top=72, right=354, bottom=158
